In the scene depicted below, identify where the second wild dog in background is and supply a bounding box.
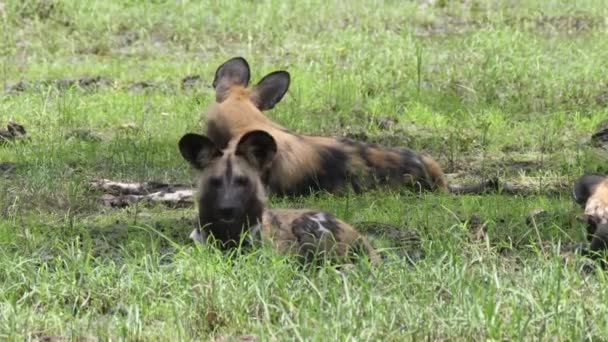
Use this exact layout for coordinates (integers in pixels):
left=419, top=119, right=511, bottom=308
left=573, top=174, right=608, bottom=263
left=203, top=57, right=497, bottom=197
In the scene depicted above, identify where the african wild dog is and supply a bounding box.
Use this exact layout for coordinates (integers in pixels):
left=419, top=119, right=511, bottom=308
left=178, top=129, right=381, bottom=264
left=203, top=57, right=497, bottom=196
left=573, top=174, right=608, bottom=262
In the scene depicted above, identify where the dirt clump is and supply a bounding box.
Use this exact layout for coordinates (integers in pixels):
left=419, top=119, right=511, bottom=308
left=0, top=122, right=27, bottom=144
left=128, top=81, right=156, bottom=93
left=0, top=162, right=16, bottom=174
left=182, top=75, right=202, bottom=90
left=65, top=128, right=104, bottom=142
left=534, top=14, right=600, bottom=33
left=591, top=121, right=608, bottom=149
left=5, top=76, right=112, bottom=94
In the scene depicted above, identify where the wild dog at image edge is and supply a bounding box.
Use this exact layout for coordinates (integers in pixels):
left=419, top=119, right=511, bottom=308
left=178, top=129, right=381, bottom=264
left=573, top=174, right=608, bottom=262
left=203, top=57, right=497, bottom=196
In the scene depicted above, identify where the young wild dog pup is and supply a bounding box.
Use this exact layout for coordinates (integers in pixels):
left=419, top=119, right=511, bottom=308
left=178, top=129, right=381, bottom=264
left=203, top=57, right=497, bottom=197
left=573, top=174, right=608, bottom=261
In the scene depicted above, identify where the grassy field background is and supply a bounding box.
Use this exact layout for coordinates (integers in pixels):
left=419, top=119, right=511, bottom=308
left=1, top=0, right=608, bottom=340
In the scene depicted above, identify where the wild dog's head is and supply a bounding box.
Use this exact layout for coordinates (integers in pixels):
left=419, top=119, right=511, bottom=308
left=179, top=130, right=277, bottom=247
left=206, top=57, right=291, bottom=148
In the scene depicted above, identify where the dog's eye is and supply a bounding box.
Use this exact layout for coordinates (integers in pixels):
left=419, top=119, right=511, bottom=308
left=208, top=177, right=222, bottom=188
left=234, top=176, right=249, bottom=187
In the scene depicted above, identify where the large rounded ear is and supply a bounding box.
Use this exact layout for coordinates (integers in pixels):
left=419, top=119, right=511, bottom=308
left=573, top=174, right=606, bottom=206
left=178, top=133, right=222, bottom=170
left=235, top=130, right=277, bottom=170
left=213, top=57, right=251, bottom=102
left=250, top=71, right=290, bottom=111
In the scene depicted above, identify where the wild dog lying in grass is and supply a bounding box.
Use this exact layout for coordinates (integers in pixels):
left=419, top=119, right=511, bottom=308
left=204, top=57, right=497, bottom=196
left=573, top=174, right=608, bottom=262
left=178, top=129, right=381, bottom=264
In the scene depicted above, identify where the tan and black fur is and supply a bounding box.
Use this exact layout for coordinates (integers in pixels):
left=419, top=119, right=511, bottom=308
left=179, top=129, right=380, bottom=264
left=204, top=57, right=496, bottom=196
left=573, top=174, right=608, bottom=261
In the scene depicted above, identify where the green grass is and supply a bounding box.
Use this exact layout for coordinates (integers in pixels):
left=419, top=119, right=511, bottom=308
left=1, top=0, right=608, bottom=340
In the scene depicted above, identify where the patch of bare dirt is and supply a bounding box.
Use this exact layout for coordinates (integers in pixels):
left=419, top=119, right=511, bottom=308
left=453, top=154, right=557, bottom=177
left=415, top=8, right=601, bottom=37
left=3, top=73, right=209, bottom=95
left=0, top=122, right=27, bottom=144
left=5, top=76, right=113, bottom=94
left=65, top=128, right=104, bottom=142
left=533, top=14, right=601, bottom=33
left=499, top=159, right=545, bottom=172
left=127, top=81, right=156, bottom=93
left=415, top=16, right=481, bottom=37
left=53, top=76, right=113, bottom=90
left=182, top=75, right=202, bottom=90
left=498, top=177, right=570, bottom=196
